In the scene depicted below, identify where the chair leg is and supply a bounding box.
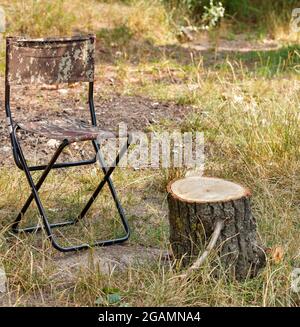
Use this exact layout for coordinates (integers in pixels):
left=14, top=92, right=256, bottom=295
left=11, top=134, right=132, bottom=253
left=12, top=139, right=73, bottom=233
left=90, top=139, right=131, bottom=235
left=12, top=135, right=62, bottom=248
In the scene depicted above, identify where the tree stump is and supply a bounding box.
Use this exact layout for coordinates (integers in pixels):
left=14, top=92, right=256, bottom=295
left=167, top=176, right=265, bottom=281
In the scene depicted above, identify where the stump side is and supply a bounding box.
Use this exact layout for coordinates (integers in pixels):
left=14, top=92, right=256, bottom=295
left=167, top=177, right=266, bottom=281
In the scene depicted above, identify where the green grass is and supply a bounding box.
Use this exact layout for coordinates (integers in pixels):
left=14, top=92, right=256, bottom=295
left=97, top=25, right=134, bottom=47
left=237, top=45, right=300, bottom=77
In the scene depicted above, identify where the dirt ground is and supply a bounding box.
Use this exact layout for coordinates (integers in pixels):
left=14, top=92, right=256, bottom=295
left=0, top=33, right=282, bottom=167
left=0, top=78, right=190, bottom=166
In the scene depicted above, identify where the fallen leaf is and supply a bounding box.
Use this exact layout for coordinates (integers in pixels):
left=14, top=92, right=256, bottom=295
left=272, top=246, right=284, bottom=264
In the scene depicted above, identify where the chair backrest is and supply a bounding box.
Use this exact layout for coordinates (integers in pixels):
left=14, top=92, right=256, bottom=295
left=5, top=35, right=95, bottom=85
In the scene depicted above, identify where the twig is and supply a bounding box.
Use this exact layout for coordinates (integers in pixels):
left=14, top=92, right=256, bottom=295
left=179, top=219, right=224, bottom=279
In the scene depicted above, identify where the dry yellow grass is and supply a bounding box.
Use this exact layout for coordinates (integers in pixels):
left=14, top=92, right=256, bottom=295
left=0, top=0, right=299, bottom=307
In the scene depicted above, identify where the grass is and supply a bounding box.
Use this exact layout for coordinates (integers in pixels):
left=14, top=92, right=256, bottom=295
left=0, top=0, right=300, bottom=307
left=1, top=0, right=76, bottom=37
left=237, top=45, right=300, bottom=77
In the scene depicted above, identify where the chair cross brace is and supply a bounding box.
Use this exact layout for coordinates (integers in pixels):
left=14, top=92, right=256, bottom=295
left=11, top=125, right=132, bottom=252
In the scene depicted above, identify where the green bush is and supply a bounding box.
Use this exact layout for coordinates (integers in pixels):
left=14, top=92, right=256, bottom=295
left=165, top=0, right=299, bottom=23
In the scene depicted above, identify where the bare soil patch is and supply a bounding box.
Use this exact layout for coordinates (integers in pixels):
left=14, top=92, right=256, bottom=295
left=0, top=80, right=190, bottom=166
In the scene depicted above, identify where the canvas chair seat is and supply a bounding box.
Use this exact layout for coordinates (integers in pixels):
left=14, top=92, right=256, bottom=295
left=18, top=119, right=118, bottom=143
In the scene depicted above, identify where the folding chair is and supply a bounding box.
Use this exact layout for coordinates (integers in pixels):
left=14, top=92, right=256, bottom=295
left=4, top=35, right=132, bottom=252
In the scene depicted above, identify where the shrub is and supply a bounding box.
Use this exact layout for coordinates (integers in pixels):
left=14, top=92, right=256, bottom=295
left=164, top=0, right=299, bottom=24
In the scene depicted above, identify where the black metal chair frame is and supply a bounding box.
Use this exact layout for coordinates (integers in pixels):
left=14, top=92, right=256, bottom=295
left=4, top=36, right=132, bottom=252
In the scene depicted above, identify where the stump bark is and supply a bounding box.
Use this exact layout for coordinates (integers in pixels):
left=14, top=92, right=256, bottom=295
left=167, top=176, right=265, bottom=281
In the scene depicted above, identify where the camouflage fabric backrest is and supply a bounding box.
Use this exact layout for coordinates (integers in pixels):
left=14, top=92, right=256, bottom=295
left=6, top=35, right=95, bottom=85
